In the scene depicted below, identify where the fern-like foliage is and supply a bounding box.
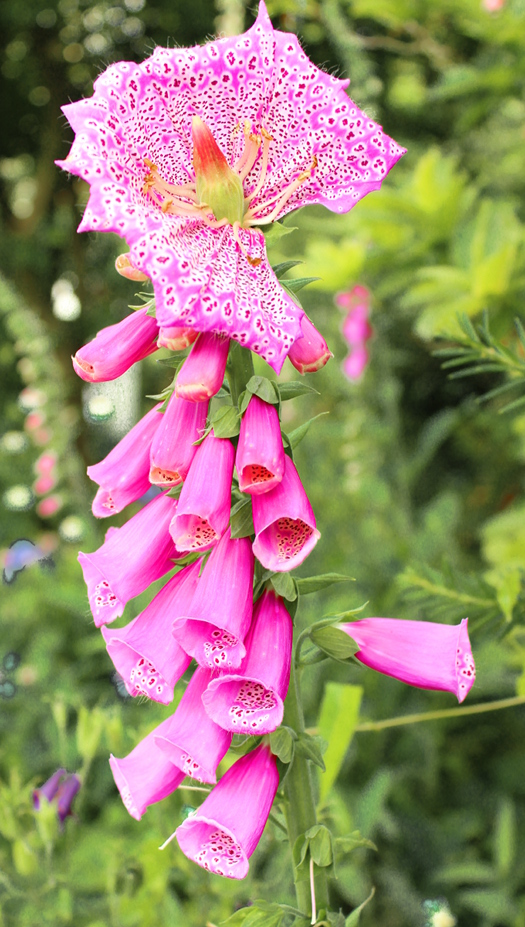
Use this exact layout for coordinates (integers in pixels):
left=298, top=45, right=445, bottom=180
left=434, top=312, right=525, bottom=413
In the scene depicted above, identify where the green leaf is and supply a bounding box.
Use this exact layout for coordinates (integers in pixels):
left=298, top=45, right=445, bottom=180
left=145, top=303, right=156, bottom=318
left=272, top=260, right=304, bottom=278
left=305, top=824, right=334, bottom=868
left=155, top=355, right=185, bottom=368
left=245, top=375, right=280, bottom=406
left=327, top=913, right=346, bottom=927
left=318, top=682, right=363, bottom=801
left=281, top=276, right=321, bottom=293
left=334, top=831, right=377, bottom=855
left=270, top=572, right=298, bottom=602
left=287, top=413, right=328, bottom=450
left=310, top=627, right=360, bottom=664
left=296, top=574, right=353, bottom=595
left=210, top=405, right=240, bottom=439
left=230, top=497, right=254, bottom=539
left=261, top=221, right=297, bottom=245
left=345, top=888, right=375, bottom=926
left=278, top=381, right=319, bottom=401
left=295, top=732, right=326, bottom=771
left=166, top=483, right=183, bottom=499
left=269, top=726, right=296, bottom=764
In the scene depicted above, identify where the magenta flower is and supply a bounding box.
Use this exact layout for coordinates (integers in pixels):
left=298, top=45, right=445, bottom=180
left=172, top=528, right=253, bottom=669
left=33, top=768, right=66, bottom=809
left=236, top=395, right=284, bottom=495
left=33, top=474, right=57, bottom=496
left=342, top=345, right=369, bottom=381
left=37, top=495, right=63, bottom=518
left=335, top=284, right=370, bottom=313
left=78, top=492, right=179, bottom=626
left=34, top=769, right=81, bottom=825
left=341, top=306, right=372, bottom=348
left=176, top=743, right=279, bottom=879
left=252, top=455, right=320, bottom=571
left=288, top=314, right=332, bottom=375
left=202, top=589, right=292, bottom=734
left=154, top=667, right=232, bottom=783
left=170, top=432, right=234, bottom=552
left=339, top=617, right=476, bottom=702
left=157, top=324, right=199, bottom=352
left=87, top=403, right=162, bottom=516
left=57, top=2, right=404, bottom=372
left=149, top=394, right=208, bottom=488
left=72, top=308, right=158, bottom=383
left=110, top=726, right=185, bottom=820
left=174, top=332, right=230, bottom=402
left=101, top=560, right=200, bottom=703
left=34, top=451, right=58, bottom=475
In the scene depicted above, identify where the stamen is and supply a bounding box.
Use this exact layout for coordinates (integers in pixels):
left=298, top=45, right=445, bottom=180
left=245, top=157, right=317, bottom=227
left=237, top=133, right=262, bottom=183
left=232, top=120, right=253, bottom=173
left=245, top=128, right=273, bottom=205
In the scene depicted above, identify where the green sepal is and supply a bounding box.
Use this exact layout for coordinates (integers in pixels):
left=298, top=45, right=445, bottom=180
left=270, top=572, right=298, bottom=602
left=282, top=276, right=321, bottom=294
left=294, top=732, right=326, bottom=771
left=261, top=221, right=298, bottom=245
left=145, top=303, right=156, bottom=318
left=295, top=574, right=354, bottom=595
left=272, top=260, right=304, bottom=279
left=155, top=355, right=186, bottom=368
left=209, top=405, right=240, bottom=439
left=166, top=483, right=183, bottom=499
left=309, top=627, right=360, bottom=664
left=230, top=497, right=254, bottom=539
left=240, top=375, right=280, bottom=414
left=278, top=381, right=319, bottom=402
left=286, top=413, right=328, bottom=450
left=269, top=725, right=297, bottom=765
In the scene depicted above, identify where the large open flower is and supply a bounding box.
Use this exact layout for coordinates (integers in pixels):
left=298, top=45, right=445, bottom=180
left=57, top=2, right=404, bottom=371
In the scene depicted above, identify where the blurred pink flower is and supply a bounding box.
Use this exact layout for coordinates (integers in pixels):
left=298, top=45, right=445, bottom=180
left=337, top=285, right=373, bottom=381
left=36, top=495, right=63, bottom=518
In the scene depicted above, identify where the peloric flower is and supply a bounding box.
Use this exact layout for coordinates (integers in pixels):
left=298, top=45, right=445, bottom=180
left=57, top=2, right=404, bottom=372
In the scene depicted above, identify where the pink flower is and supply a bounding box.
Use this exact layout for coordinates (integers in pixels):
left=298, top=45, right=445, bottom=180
left=36, top=495, right=63, bottom=518
left=342, top=345, right=369, bottom=381
left=78, top=492, right=179, bottom=626
left=252, top=455, right=320, bottom=572
left=110, top=727, right=185, bottom=820
left=287, top=314, right=332, bottom=375
left=154, top=667, right=232, bottom=783
left=157, top=324, right=199, bottom=352
left=174, top=332, right=229, bottom=402
left=101, top=560, right=199, bottom=703
left=176, top=743, right=279, bottom=879
left=172, top=528, right=253, bottom=669
left=339, top=617, right=476, bottom=702
left=335, top=284, right=370, bottom=312
left=34, top=452, right=58, bottom=475
left=87, top=403, right=162, bottom=516
left=236, top=395, right=284, bottom=495
left=341, top=305, right=372, bottom=347
left=24, top=411, right=46, bottom=433
left=72, top=308, right=158, bottom=383
left=483, top=0, right=505, bottom=10
left=57, top=2, right=404, bottom=372
left=202, top=589, right=292, bottom=734
left=33, top=474, right=57, bottom=496
left=169, top=432, right=234, bottom=552
left=149, top=393, right=208, bottom=487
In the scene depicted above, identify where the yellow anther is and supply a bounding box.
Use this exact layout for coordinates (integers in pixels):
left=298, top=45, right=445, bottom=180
left=261, top=127, right=273, bottom=141
left=144, top=157, right=157, bottom=170
left=161, top=198, right=174, bottom=213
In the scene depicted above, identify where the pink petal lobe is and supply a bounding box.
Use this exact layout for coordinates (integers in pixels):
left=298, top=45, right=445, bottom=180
left=110, top=724, right=185, bottom=820
left=252, top=456, right=320, bottom=572
left=169, top=433, right=234, bottom=552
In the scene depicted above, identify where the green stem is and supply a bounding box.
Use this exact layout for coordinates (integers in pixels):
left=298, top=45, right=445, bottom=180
left=226, top=341, right=254, bottom=406
left=282, top=660, right=328, bottom=917
left=355, top=694, right=525, bottom=732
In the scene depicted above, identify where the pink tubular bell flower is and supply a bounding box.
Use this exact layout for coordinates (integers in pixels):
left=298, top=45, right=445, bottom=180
left=154, top=667, right=232, bottom=783
left=110, top=726, right=185, bottom=821
left=175, top=332, right=229, bottom=402
left=101, top=560, right=200, bottom=703
left=72, top=308, right=158, bottom=383
left=252, top=455, right=320, bottom=572
left=287, top=314, right=332, bottom=375
left=78, top=492, right=179, bottom=626
left=149, top=393, right=208, bottom=488
left=57, top=2, right=404, bottom=372
left=172, top=529, right=253, bottom=670
left=87, top=403, right=162, bottom=516
left=202, top=589, right=292, bottom=734
left=342, top=345, right=369, bottom=381
left=169, top=432, right=234, bottom=552
left=236, top=395, right=284, bottom=495
left=176, top=743, right=279, bottom=879
left=157, top=324, right=199, bottom=352
left=339, top=617, right=476, bottom=702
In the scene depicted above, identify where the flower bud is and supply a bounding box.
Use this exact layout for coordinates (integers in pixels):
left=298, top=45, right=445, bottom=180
left=287, top=315, right=332, bottom=375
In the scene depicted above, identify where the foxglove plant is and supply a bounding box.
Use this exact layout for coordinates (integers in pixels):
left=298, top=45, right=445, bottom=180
left=56, top=3, right=477, bottom=922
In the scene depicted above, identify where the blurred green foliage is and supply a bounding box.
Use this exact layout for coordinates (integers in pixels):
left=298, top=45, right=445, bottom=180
left=2, top=0, right=525, bottom=925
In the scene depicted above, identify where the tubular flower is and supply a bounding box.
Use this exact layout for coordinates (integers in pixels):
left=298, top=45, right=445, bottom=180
left=170, top=432, right=234, bottom=552
left=202, top=589, right=292, bottom=734
left=78, top=492, right=179, bottom=626
left=176, top=743, right=279, bottom=879
left=149, top=393, right=208, bottom=487
left=157, top=324, right=199, bottom=352
left=72, top=308, right=158, bottom=382
left=100, top=560, right=200, bottom=703
left=172, top=528, right=253, bottom=670
left=287, top=314, right=332, bottom=375
left=154, top=667, right=232, bottom=783
left=56, top=2, right=405, bottom=372
left=236, top=395, right=284, bottom=495
left=339, top=617, right=476, bottom=702
left=175, top=332, right=230, bottom=402
left=33, top=768, right=66, bottom=809
left=110, top=726, right=185, bottom=821
left=87, top=403, right=162, bottom=516
left=33, top=769, right=81, bottom=825
left=252, top=455, right=320, bottom=572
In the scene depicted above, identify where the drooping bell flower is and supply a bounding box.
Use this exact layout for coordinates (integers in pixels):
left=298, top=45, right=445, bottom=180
left=157, top=324, right=199, bottom=352
left=342, top=345, right=369, bottom=381
left=252, top=456, right=320, bottom=572
left=341, top=305, right=373, bottom=348
left=236, top=395, right=284, bottom=496
left=172, top=529, right=253, bottom=669
left=176, top=743, right=279, bottom=879
left=57, top=3, right=404, bottom=374
left=78, top=492, right=179, bottom=626
left=115, top=252, right=149, bottom=281
left=335, top=285, right=370, bottom=313
left=87, top=403, right=162, bottom=516
left=149, top=393, right=208, bottom=488
left=288, top=315, right=332, bottom=375
left=169, top=432, right=234, bottom=552
left=175, top=333, right=229, bottom=402
left=154, top=667, right=232, bottom=782
left=110, top=726, right=185, bottom=821
left=338, top=617, right=476, bottom=702
left=202, top=589, right=292, bottom=734
left=101, top=560, right=199, bottom=704
left=72, top=308, right=158, bottom=383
